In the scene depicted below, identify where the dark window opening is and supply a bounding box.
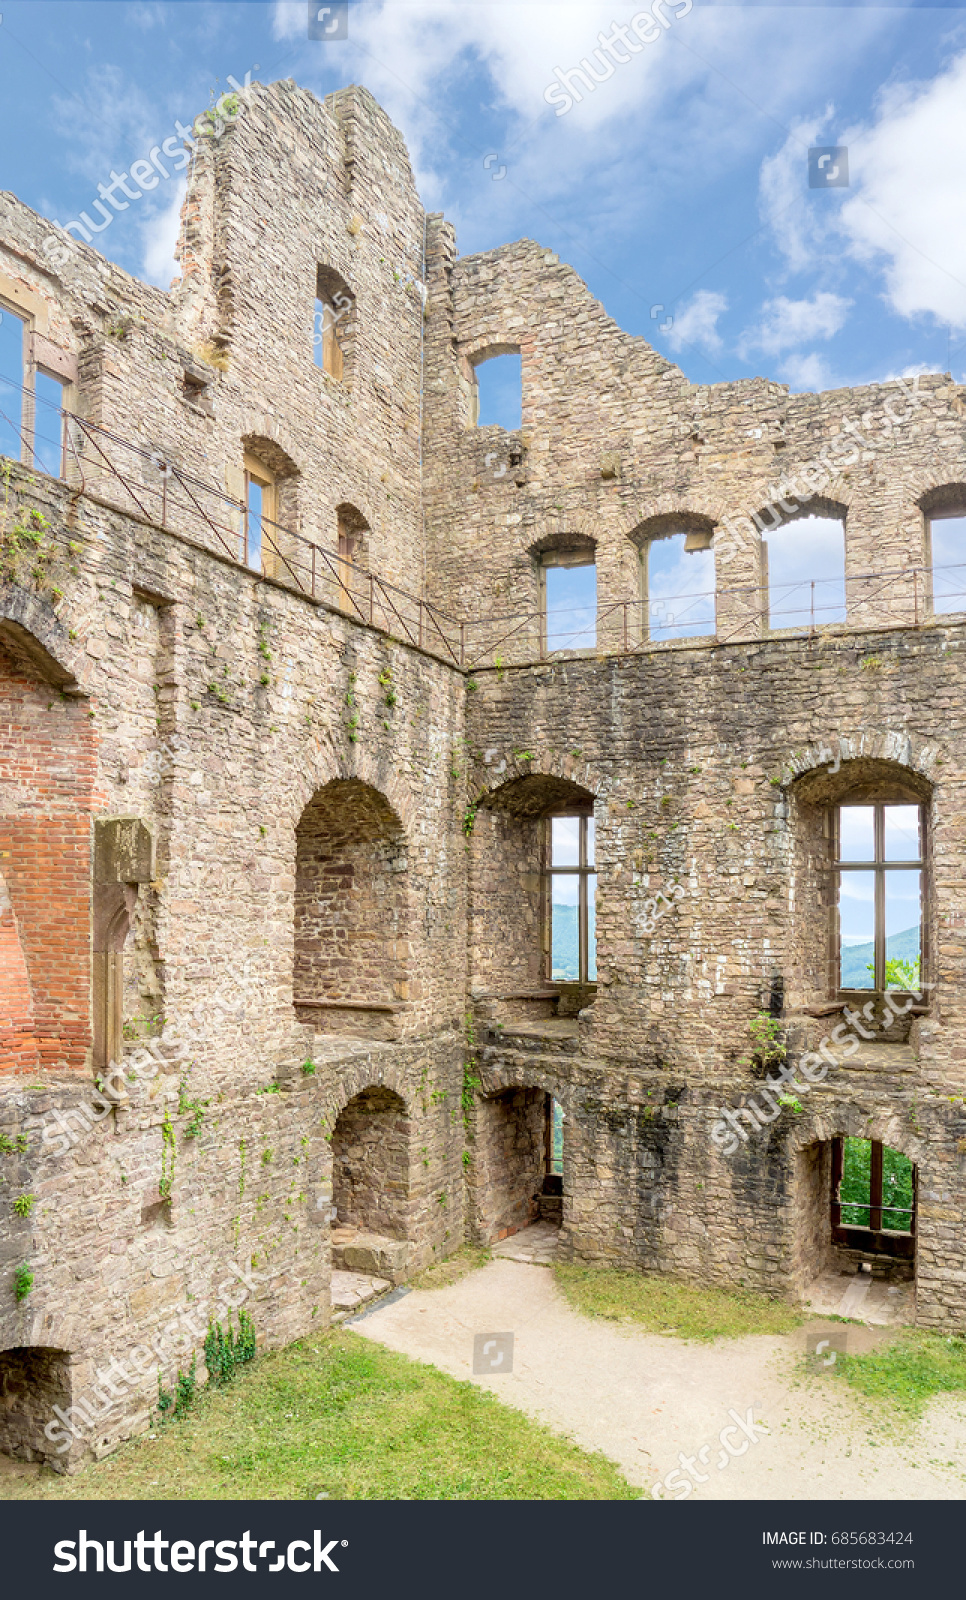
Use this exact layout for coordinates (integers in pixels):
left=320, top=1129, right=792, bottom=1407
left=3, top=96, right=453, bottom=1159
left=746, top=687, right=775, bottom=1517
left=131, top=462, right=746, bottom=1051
left=834, top=801, right=923, bottom=994
left=832, top=1135, right=916, bottom=1259
left=547, top=813, right=596, bottom=983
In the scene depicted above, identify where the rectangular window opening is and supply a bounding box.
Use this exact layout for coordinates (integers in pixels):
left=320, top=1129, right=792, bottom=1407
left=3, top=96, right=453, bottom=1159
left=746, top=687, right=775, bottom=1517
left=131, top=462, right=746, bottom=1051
left=929, top=513, right=966, bottom=615
left=832, top=1136, right=915, bottom=1256
left=644, top=532, right=715, bottom=642
left=834, top=802, right=923, bottom=995
left=543, top=556, right=596, bottom=652
left=548, top=813, right=596, bottom=984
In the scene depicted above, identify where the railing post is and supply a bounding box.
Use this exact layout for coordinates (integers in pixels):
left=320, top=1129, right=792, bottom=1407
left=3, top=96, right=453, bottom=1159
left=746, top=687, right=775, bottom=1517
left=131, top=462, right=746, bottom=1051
left=369, top=572, right=375, bottom=627
left=623, top=601, right=628, bottom=654
left=160, top=463, right=167, bottom=530
left=311, top=542, right=316, bottom=599
left=419, top=600, right=424, bottom=650
left=810, top=580, right=815, bottom=634
left=460, top=619, right=465, bottom=668
left=913, top=566, right=919, bottom=625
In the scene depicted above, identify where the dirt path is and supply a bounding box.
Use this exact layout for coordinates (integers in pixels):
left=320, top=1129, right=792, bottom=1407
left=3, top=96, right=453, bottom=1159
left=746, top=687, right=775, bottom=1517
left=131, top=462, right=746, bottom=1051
left=353, top=1256, right=966, bottom=1500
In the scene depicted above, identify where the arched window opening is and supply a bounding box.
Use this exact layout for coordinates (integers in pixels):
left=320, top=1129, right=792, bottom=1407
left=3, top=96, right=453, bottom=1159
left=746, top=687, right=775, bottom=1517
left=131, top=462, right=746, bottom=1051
left=314, top=265, right=354, bottom=381
left=642, top=525, right=715, bottom=642
left=925, top=491, right=966, bottom=614
left=0, top=299, right=71, bottom=477
left=539, top=543, right=597, bottom=652
left=335, top=503, right=370, bottom=614
left=239, top=437, right=300, bottom=581
left=762, top=509, right=846, bottom=631
left=243, top=451, right=275, bottom=573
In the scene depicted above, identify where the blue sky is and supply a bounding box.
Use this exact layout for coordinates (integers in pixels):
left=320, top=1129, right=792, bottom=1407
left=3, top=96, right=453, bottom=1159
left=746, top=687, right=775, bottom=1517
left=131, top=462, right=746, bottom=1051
left=1, top=0, right=965, bottom=395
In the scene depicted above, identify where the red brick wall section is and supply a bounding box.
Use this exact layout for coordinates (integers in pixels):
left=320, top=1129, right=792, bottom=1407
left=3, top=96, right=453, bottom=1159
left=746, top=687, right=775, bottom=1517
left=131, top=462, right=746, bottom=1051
left=0, top=646, right=95, bottom=1073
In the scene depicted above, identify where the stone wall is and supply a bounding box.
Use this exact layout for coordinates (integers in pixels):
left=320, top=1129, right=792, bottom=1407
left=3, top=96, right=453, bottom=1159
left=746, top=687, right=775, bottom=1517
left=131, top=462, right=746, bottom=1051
left=2, top=69, right=966, bottom=1476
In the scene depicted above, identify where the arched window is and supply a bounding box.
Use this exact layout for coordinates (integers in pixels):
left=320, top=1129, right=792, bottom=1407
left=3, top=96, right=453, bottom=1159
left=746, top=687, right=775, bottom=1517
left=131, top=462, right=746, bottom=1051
left=634, top=514, right=715, bottom=641
left=335, top=503, right=369, bottom=613
left=534, top=538, right=597, bottom=652
left=760, top=505, right=846, bottom=631
left=239, top=436, right=300, bottom=580
left=923, top=487, right=966, bottom=614
left=313, top=265, right=354, bottom=381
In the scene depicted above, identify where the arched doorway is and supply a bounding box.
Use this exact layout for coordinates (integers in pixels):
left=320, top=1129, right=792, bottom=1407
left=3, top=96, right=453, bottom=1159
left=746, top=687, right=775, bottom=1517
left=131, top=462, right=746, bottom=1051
left=329, top=1087, right=411, bottom=1305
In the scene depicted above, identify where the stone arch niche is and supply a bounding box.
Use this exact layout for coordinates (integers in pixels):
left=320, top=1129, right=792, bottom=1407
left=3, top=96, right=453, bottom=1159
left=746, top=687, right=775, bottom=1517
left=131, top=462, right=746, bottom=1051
left=469, top=772, right=596, bottom=1022
left=330, top=1086, right=411, bottom=1283
left=0, top=1346, right=74, bottom=1470
left=293, top=779, right=409, bottom=1041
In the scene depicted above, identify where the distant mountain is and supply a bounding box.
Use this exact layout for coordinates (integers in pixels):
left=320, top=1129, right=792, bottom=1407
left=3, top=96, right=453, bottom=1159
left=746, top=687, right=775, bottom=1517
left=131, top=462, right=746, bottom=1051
left=840, top=925, right=920, bottom=988
left=551, top=903, right=579, bottom=981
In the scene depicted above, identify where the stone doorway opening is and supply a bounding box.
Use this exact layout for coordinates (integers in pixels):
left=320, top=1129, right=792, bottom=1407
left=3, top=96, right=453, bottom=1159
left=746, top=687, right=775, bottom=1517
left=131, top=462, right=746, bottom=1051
left=473, top=1087, right=564, bottom=1252
left=0, top=1346, right=73, bottom=1470
left=795, top=1136, right=917, bottom=1324
left=330, top=1086, right=411, bottom=1316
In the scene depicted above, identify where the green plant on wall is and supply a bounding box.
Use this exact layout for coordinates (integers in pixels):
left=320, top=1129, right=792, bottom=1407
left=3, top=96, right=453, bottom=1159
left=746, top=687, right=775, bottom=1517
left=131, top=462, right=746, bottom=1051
left=0, top=1133, right=28, bottom=1155
left=159, top=1108, right=176, bottom=1199
left=12, top=1193, right=35, bottom=1218
left=14, top=1263, right=34, bottom=1302
left=178, top=1071, right=210, bottom=1140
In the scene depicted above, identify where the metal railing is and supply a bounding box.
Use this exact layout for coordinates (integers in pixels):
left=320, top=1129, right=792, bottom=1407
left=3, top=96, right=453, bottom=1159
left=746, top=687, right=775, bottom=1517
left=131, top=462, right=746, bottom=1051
left=1, top=379, right=964, bottom=672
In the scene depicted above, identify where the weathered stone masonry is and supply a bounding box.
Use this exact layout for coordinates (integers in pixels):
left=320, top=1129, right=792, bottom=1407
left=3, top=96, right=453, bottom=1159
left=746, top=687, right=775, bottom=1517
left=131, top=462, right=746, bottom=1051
left=0, top=75, right=965, bottom=1470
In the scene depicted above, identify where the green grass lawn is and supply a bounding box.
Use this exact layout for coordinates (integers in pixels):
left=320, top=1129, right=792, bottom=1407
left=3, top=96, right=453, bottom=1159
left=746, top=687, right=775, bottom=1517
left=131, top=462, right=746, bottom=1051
left=553, top=1263, right=805, bottom=1341
left=830, top=1330, right=966, bottom=1421
left=2, top=1331, right=636, bottom=1501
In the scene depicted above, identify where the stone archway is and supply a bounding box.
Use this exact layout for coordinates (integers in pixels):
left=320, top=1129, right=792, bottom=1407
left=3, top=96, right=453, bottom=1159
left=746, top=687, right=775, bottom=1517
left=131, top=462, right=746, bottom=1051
left=329, top=1086, right=411, bottom=1296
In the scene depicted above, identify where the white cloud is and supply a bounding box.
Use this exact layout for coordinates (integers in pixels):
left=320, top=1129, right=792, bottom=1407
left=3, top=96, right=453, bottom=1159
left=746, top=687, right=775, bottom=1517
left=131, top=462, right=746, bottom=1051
left=778, top=352, right=829, bottom=393
left=141, top=180, right=185, bottom=287
left=667, top=289, right=728, bottom=353
left=838, top=49, right=966, bottom=330
left=741, top=291, right=851, bottom=358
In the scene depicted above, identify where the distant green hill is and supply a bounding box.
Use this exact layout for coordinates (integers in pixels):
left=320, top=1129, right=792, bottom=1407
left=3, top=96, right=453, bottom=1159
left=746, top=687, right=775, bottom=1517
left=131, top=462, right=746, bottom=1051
left=840, top=925, right=919, bottom=987
left=551, top=903, right=579, bottom=981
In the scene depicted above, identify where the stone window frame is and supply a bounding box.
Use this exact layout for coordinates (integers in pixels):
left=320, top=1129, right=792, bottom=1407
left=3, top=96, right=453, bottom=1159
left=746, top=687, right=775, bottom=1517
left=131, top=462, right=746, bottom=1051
left=830, top=788, right=926, bottom=1000
left=543, top=808, right=596, bottom=985
left=314, top=265, right=355, bottom=383
left=630, top=511, right=716, bottom=645
left=830, top=1135, right=916, bottom=1259
left=536, top=539, right=598, bottom=655
left=460, top=341, right=523, bottom=431
left=920, top=484, right=966, bottom=618
left=754, top=495, right=848, bottom=636
left=0, top=279, right=76, bottom=478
